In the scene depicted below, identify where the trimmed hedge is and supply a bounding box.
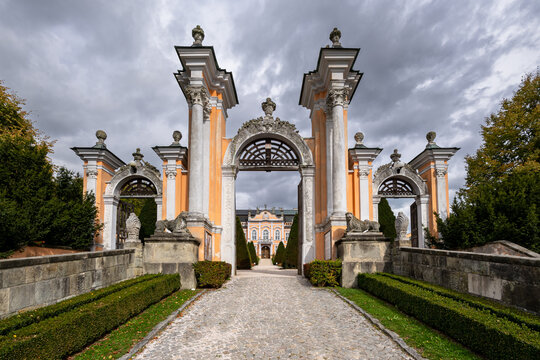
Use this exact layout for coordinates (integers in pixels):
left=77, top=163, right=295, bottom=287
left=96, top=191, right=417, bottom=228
left=307, top=260, right=342, bottom=287
left=0, top=274, right=179, bottom=360
left=380, top=273, right=540, bottom=332
left=193, top=261, right=231, bottom=288
left=0, top=274, right=159, bottom=336
left=357, top=273, right=540, bottom=360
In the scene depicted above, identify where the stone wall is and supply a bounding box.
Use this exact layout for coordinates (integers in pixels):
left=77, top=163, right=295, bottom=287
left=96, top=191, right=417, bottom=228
left=393, top=247, right=540, bottom=313
left=0, top=249, right=136, bottom=318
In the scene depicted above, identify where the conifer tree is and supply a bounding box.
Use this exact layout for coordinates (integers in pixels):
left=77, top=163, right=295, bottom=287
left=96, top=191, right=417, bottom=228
left=248, top=241, right=258, bottom=265
left=378, top=198, right=397, bottom=239
left=138, top=198, right=157, bottom=240
left=283, top=214, right=299, bottom=268
left=274, top=241, right=285, bottom=265
left=235, top=216, right=252, bottom=269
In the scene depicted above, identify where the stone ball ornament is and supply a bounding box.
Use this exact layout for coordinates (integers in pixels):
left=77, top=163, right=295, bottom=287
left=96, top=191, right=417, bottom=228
left=172, top=130, right=182, bottom=144
left=354, top=132, right=364, bottom=145
left=426, top=131, right=436, bottom=144
left=96, top=130, right=107, bottom=142
left=330, top=27, right=342, bottom=47
left=192, top=25, right=205, bottom=46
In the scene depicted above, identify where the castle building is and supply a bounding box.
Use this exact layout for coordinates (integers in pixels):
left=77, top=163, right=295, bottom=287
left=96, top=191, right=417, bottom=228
left=237, top=208, right=296, bottom=258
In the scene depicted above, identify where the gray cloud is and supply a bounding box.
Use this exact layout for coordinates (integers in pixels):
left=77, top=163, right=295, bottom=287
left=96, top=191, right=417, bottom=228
left=1, top=0, right=538, bottom=212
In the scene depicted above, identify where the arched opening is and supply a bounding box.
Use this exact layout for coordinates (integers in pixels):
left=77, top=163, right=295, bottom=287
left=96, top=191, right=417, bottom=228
left=261, top=245, right=271, bottom=259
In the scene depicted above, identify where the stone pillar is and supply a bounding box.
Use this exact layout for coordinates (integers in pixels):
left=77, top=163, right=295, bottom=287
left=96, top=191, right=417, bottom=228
left=165, top=169, right=176, bottom=219
left=416, top=195, right=429, bottom=248
left=359, top=168, right=370, bottom=219
left=395, top=212, right=411, bottom=247
left=86, top=168, right=98, bottom=195
left=220, top=166, right=236, bottom=273
left=436, top=168, right=448, bottom=220
left=155, top=197, right=163, bottom=221
left=325, top=114, right=333, bottom=215
left=124, top=213, right=143, bottom=277
left=102, top=195, right=119, bottom=250
left=301, top=166, right=316, bottom=266
left=203, top=106, right=211, bottom=217
left=186, top=86, right=208, bottom=217
left=327, top=88, right=348, bottom=217
left=372, top=196, right=381, bottom=222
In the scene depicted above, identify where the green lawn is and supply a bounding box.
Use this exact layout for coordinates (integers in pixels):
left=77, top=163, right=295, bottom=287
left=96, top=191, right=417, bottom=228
left=337, top=288, right=481, bottom=360
left=71, top=289, right=200, bottom=360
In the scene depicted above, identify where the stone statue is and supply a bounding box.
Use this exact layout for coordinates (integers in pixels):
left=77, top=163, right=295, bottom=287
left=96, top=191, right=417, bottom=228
left=155, top=211, right=191, bottom=235
left=390, top=149, right=405, bottom=172
left=345, top=212, right=380, bottom=233
left=192, top=25, right=204, bottom=46
left=125, top=213, right=141, bottom=242
left=330, top=27, right=342, bottom=48
left=395, top=212, right=409, bottom=239
left=354, top=132, right=364, bottom=146
left=261, top=97, right=276, bottom=117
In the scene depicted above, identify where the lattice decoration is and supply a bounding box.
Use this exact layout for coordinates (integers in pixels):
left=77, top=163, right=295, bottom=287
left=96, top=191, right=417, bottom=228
left=120, top=177, right=157, bottom=197
left=239, top=138, right=299, bottom=170
left=378, top=178, right=414, bottom=196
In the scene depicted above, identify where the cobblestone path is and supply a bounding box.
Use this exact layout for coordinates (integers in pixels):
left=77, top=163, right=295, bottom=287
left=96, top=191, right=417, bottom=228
left=135, top=262, right=412, bottom=359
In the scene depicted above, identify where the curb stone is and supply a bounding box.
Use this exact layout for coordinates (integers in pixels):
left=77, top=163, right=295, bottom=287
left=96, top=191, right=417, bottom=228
left=330, top=288, right=425, bottom=360
left=119, top=289, right=207, bottom=360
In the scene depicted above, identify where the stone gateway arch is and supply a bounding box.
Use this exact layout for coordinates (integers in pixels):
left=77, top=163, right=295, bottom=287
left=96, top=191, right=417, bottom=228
left=73, top=26, right=458, bottom=274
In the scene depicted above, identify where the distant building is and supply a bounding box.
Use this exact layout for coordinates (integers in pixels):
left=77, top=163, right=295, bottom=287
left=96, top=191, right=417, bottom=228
left=237, top=207, right=296, bottom=259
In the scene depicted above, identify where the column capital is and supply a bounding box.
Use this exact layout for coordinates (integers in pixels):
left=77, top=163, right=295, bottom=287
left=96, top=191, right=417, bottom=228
left=185, top=85, right=210, bottom=107
left=326, top=87, right=349, bottom=108
left=300, top=165, right=315, bottom=177
left=86, top=169, right=98, bottom=179
left=165, top=168, right=177, bottom=179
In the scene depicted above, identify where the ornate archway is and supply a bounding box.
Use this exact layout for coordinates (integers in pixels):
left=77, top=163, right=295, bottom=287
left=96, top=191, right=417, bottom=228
left=221, top=99, right=315, bottom=272
left=102, top=149, right=163, bottom=250
left=372, top=149, right=429, bottom=247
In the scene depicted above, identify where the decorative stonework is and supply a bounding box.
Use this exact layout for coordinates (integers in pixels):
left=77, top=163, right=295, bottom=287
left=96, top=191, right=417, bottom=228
left=261, top=97, right=276, bottom=117
left=94, top=130, right=107, bottom=149
left=329, top=27, right=342, bottom=48
left=373, top=161, right=428, bottom=196
left=155, top=211, right=192, bottom=235
left=436, top=168, right=447, bottom=177
left=354, top=132, right=364, bottom=146
left=192, top=25, right=204, bottom=46
left=345, top=212, right=380, bottom=233
left=125, top=213, right=141, bottom=241
left=86, top=169, right=98, bottom=179
left=326, top=88, right=349, bottom=108
left=172, top=130, right=182, bottom=145
left=358, top=168, right=370, bottom=178
left=395, top=212, right=409, bottom=239
left=185, top=85, right=210, bottom=107
left=166, top=169, right=177, bottom=179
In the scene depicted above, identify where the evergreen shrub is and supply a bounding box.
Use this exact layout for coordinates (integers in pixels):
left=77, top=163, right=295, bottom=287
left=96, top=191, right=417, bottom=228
left=192, top=261, right=231, bottom=288
left=307, top=260, right=342, bottom=287
left=379, top=273, right=540, bottom=332
left=247, top=241, right=258, bottom=265
left=0, top=274, right=159, bottom=336
left=283, top=214, right=298, bottom=269
left=235, top=217, right=251, bottom=269
left=378, top=198, right=397, bottom=239
left=0, top=274, right=179, bottom=360
left=274, top=241, right=285, bottom=265
left=357, top=273, right=540, bottom=359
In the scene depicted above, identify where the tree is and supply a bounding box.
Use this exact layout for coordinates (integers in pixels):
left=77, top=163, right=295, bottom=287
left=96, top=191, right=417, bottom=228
left=235, top=216, right=251, bottom=269
left=282, top=214, right=299, bottom=269
left=435, top=71, right=540, bottom=252
left=378, top=198, right=397, bottom=239
left=273, top=241, right=285, bottom=265
left=464, top=71, right=539, bottom=195
left=0, top=82, right=99, bottom=253
left=248, top=241, right=258, bottom=265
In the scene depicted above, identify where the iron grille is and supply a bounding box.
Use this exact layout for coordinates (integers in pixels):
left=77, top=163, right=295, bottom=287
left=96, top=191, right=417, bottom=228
left=120, top=177, right=157, bottom=197
left=239, top=138, right=299, bottom=170
left=378, top=178, right=414, bottom=196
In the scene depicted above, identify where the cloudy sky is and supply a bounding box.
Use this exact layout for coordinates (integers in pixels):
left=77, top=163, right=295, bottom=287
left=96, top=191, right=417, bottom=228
left=1, top=0, right=539, bottom=215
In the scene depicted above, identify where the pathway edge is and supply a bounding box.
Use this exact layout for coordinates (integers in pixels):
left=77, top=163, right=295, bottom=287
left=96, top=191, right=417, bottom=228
left=119, top=289, right=207, bottom=360
left=330, top=288, right=425, bottom=360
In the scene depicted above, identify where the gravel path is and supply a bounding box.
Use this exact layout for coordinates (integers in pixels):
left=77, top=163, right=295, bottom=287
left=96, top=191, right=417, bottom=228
left=135, top=262, right=412, bottom=360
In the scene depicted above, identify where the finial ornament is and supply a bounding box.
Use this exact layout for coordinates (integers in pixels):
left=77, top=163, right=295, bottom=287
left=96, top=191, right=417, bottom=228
left=94, top=130, right=107, bottom=148
left=330, top=27, right=342, bottom=48
left=354, top=132, right=364, bottom=146
left=192, top=25, right=204, bottom=46
left=172, top=130, right=182, bottom=145
left=390, top=149, right=401, bottom=163
left=132, top=148, right=144, bottom=162
left=262, top=97, right=276, bottom=117
left=425, top=131, right=440, bottom=149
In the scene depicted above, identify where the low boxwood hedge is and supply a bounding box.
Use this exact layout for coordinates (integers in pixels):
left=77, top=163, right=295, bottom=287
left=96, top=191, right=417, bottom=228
left=357, top=273, right=540, bottom=360
left=307, top=260, right=342, bottom=287
left=193, top=261, right=231, bottom=288
left=0, top=274, right=159, bottom=336
left=379, top=272, right=540, bottom=332
left=0, top=274, right=179, bottom=360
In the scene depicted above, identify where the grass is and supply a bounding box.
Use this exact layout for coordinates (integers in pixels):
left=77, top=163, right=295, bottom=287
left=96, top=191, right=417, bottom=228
left=337, top=287, right=481, bottom=360
left=70, top=289, right=200, bottom=360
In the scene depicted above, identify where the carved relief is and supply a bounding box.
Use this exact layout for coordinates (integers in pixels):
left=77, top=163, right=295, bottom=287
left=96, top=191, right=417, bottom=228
left=326, top=88, right=349, bottom=108
left=165, top=169, right=177, bottom=179
left=86, top=169, right=98, bottom=179
left=185, top=85, right=209, bottom=107
left=395, top=212, right=409, bottom=239
left=125, top=213, right=141, bottom=241
left=436, top=168, right=447, bottom=177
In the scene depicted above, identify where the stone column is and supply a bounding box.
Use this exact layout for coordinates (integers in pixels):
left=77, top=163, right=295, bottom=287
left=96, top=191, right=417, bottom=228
left=372, top=196, right=381, bottom=222
left=416, top=195, right=430, bottom=248
left=327, top=88, right=348, bottom=217
left=155, top=197, right=163, bottom=221
left=436, top=168, right=448, bottom=220
left=186, top=86, right=208, bottom=217
left=220, top=166, right=236, bottom=273
left=202, top=101, right=211, bottom=217
left=102, top=195, right=119, bottom=250
left=301, top=166, right=316, bottom=267
left=358, top=168, right=370, bottom=220
left=325, top=113, right=333, bottom=216
left=165, top=168, right=176, bottom=219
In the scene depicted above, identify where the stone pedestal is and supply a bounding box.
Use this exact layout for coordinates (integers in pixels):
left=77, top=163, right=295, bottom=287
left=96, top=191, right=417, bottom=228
left=124, top=240, right=144, bottom=277
left=143, top=232, right=200, bottom=289
left=336, top=232, right=392, bottom=288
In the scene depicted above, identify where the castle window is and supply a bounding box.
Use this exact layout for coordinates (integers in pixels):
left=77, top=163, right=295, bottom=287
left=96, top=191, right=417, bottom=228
left=263, top=229, right=269, bottom=240
left=275, top=229, right=280, bottom=240
left=251, top=229, right=257, bottom=240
